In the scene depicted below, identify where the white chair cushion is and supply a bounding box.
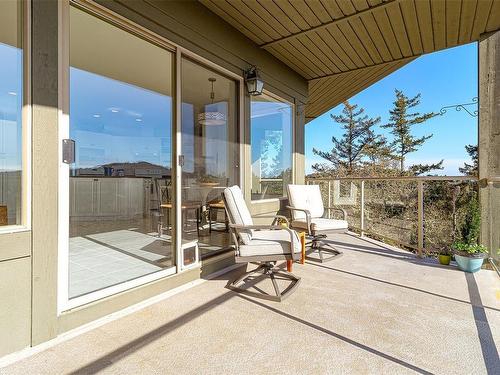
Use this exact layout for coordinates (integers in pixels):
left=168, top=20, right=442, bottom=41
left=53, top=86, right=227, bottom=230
left=292, top=218, right=348, bottom=232
left=223, top=186, right=254, bottom=244
left=287, top=184, right=324, bottom=220
left=239, top=229, right=301, bottom=257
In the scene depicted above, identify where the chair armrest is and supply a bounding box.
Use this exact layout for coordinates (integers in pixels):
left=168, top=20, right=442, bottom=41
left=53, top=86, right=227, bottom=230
left=324, top=206, right=347, bottom=220
left=286, top=206, right=312, bottom=235
left=229, top=224, right=284, bottom=230
left=228, top=224, right=300, bottom=261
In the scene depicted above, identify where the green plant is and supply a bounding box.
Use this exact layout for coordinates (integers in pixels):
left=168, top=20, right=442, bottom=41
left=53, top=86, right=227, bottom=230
left=453, top=241, right=487, bottom=255
left=438, top=247, right=451, bottom=256
left=452, top=191, right=489, bottom=257
left=460, top=193, right=481, bottom=244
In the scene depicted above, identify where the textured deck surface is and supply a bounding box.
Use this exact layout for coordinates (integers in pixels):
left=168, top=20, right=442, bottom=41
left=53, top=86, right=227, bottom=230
left=2, top=233, right=499, bottom=374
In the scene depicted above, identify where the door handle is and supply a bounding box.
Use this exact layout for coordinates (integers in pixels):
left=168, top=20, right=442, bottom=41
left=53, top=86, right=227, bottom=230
left=62, top=139, right=75, bottom=164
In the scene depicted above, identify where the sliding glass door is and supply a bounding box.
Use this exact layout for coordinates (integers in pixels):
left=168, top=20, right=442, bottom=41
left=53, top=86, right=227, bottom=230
left=64, top=5, right=175, bottom=302
left=60, top=5, right=241, bottom=309
left=180, top=58, right=239, bottom=259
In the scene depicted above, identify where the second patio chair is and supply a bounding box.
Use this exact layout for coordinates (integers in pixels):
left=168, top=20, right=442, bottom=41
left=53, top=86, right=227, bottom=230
left=287, top=184, right=348, bottom=262
left=222, top=185, right=301, bottom=302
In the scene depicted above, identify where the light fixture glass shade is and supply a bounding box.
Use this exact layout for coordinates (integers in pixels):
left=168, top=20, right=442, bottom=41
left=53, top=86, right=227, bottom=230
left=244, top=67, right=264, bottom=96
left=198, top=77, right=227, bottom=125
left=197, top=111, right=226, bottom=126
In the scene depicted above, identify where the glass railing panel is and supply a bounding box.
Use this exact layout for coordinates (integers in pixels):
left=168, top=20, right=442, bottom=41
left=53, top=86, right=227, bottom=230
left=363, top=180, right=418, bottom=250
left=423, top=179, right=478, bottom=253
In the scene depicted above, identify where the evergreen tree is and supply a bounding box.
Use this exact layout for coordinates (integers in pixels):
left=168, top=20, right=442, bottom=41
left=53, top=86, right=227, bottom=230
left=459, top=144, right=478, bottom=176
left=260, top=131, right=281, bottom=178
left=460, top=192, right=481, bottom=244
left=362, top=133, right=395, bottom=171
left=312, top=101, right=380, bottom=175
left=382, top=89, right=443, bottom=175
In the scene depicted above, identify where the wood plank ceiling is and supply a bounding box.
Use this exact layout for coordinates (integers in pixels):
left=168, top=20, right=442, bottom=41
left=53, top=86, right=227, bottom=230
left=200, top=0, right=500, bottom=121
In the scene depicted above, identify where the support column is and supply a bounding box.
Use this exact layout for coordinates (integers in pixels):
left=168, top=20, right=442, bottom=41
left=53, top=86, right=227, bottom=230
left=478, top=30, right=500, bottom=263
left=294, top=102, right=306, bottom=184
left=31, top=0, right=60, bottom=344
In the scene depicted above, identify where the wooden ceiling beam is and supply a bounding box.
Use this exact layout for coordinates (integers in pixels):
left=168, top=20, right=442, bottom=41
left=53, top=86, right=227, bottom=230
left=259, top=0, right=399, bottom=49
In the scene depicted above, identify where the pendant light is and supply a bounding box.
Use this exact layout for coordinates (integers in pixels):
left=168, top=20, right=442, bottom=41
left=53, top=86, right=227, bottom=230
left=198, top=77, right=226, bottom=126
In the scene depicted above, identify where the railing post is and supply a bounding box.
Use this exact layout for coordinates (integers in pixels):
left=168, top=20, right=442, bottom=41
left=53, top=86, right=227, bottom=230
left=417, top=180, right=424, bottom=258
left=327, top=181, right=331, bottom=218
left=360, top=180, right=365, bottom=237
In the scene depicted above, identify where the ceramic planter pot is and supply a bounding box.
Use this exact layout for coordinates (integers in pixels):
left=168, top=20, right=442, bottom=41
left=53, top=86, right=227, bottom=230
left=454, top=252, right=486, bottom=273
left=438, top=254, right=451, bottom=265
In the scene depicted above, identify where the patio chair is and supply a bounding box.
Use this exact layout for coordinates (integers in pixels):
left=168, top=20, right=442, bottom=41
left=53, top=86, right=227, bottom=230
left=155, top=178, right=202, bottom=237
left=208, top=178, right=229, bottom=233
left=222, top=185, right=301, bottom=302
left=287, top=184, right=348, bottom=262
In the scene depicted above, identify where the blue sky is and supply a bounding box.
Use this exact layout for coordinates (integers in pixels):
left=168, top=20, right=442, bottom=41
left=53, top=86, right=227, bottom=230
left=0, top=42, right=23, bottom=171
left=306, top=43, right=478, bottom=176
left=70, top=67, right=173, bottom=170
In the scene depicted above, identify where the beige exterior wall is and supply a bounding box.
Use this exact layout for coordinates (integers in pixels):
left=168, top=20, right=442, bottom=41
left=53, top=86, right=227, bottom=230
left=0, top=256, right=31, bottom=356
left=0, top=0, right=308, bottom=357
left=31, top=0, right=59, bottom=346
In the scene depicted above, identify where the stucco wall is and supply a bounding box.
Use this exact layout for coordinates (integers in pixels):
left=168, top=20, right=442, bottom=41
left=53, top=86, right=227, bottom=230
left=479, top=30, right=500, bottom=262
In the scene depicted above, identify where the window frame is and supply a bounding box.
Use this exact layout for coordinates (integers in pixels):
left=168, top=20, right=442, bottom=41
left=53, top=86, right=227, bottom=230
left=249, top=89, right=295, bottom=203
left=0, top=0, right=32, bottom=234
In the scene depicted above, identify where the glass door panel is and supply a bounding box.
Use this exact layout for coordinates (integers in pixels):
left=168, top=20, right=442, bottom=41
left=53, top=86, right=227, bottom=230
left=0, top=1, right=23, bottom=227
left=250, top=94, right=293, bottom=200
left=180, top=58, right=239, bottom=259
left=67, top=6, right=174, bottom=299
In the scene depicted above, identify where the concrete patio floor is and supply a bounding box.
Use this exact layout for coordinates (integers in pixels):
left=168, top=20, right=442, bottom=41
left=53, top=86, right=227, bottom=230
left=2, top=233, right=499, bottom=374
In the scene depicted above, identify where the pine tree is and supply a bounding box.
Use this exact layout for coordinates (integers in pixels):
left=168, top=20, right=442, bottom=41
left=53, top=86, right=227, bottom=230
left=260, top=132, right=281, bottom=178
left=312, top=101, right=380, bottom=175
left=459, top=144, right=478, bottom=176
left=362, top=133, right=395, bottom=169
left=382, top=89, right=443, bottom=175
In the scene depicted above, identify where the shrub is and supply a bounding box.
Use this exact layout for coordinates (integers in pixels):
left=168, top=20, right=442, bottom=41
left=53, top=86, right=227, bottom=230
left=459, top=192, right=481, bottom=244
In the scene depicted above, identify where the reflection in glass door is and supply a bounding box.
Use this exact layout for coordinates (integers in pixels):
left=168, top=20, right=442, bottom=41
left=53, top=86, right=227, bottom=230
left=181, top=58, right=239, bottom=259
left=66, top=6, right=175, bottom=300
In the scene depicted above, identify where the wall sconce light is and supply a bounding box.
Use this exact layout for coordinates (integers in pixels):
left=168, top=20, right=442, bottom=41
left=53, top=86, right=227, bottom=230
left=244, top=66, right=264, bottom=96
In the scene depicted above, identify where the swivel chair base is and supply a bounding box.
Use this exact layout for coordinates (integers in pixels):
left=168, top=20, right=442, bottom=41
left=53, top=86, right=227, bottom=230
left=228, top=262, right=301, bottom=302
left=305, top=234, right=343, bottom=263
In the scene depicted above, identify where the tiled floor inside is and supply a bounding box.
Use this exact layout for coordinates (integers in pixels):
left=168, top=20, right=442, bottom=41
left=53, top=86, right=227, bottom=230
left=68, top=218, right=232, bottom=298
left=69, top=230, right=170, bottom=298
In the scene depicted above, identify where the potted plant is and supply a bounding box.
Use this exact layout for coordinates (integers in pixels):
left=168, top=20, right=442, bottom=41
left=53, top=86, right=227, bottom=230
left=452, top=193, right=488, bottom=273
left=453, top=242, right=488, bottom=272
left=438, top=248, right=451, bottom=265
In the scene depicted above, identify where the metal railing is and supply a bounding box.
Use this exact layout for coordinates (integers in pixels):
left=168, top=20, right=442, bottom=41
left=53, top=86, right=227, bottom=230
left=305, top=175, right=479, bottom=258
